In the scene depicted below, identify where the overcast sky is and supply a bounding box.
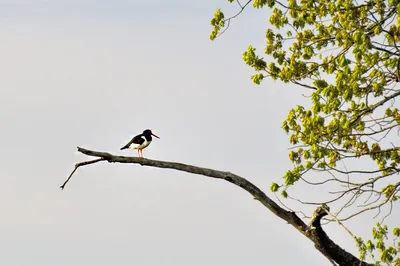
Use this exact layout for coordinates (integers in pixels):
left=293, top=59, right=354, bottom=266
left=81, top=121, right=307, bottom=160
left=0, top=1, right=397, bottom=265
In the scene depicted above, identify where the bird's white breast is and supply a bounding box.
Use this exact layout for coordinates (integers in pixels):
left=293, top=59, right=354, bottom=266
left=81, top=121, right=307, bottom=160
left=129, top=140, right=151, bottom=150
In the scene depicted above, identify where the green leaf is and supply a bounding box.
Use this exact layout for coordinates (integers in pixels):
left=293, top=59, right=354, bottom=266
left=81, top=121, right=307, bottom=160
left=251, top=73, right=264, bottom=84
left=393, top=227, right=400, bottom=237
left=270, top=182, right=279, bottom=192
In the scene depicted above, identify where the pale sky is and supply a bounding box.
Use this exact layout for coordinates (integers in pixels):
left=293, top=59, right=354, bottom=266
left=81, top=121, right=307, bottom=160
left=0, top=1, right=396, bottom=265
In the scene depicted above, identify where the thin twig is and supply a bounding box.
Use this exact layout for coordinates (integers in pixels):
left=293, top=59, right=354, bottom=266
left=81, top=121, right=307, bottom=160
left=323, top=207, right=358, bottom=242
left=60, top=158, right=105, bottom=189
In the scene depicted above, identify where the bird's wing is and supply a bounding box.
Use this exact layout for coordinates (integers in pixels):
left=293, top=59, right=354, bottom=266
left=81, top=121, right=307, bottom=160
left=121, top=134, right=145, bottom=150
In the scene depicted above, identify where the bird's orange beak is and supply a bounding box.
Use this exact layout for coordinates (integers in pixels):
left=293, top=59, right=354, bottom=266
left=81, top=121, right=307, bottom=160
left=152, top=133, right=160, bottom=139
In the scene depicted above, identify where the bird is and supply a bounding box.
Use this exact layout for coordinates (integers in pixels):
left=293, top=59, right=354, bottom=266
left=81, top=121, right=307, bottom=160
left=120, top=129, right=160, bottom=158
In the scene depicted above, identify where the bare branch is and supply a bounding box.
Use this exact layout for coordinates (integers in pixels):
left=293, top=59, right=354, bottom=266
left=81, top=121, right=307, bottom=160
left=62, top=147, right=373, bottom=266
left=60, top=157, right=106, bottom=189
left=215, top=0, right=253, bottom=39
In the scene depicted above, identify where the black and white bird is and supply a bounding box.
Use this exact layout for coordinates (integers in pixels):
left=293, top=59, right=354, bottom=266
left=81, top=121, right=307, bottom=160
left=120, top=129, right=160, bottom=158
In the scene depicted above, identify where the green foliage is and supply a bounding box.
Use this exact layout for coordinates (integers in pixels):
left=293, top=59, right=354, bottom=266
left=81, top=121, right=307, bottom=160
left=210, top=9, right=225, bottom=40
left=213, top=0, right=400, bottom=212
left=270, top=182, right=280, bottom=192
left=211, top=0, right=400, bottom=264
left=243, top=46, right=267, bottom=70
left=357, top=224, right=400, bottom=264
left=253, top=0, right=268, bottom=8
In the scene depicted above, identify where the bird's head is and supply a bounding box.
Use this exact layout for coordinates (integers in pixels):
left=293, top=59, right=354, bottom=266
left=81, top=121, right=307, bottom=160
left=143, top=129, right=160, bottom=139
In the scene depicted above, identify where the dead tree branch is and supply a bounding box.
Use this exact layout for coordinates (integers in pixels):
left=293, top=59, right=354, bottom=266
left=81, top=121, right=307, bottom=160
left=62, top=147, right=373, bottom=266
left=60, top=157, right=106, bottom=189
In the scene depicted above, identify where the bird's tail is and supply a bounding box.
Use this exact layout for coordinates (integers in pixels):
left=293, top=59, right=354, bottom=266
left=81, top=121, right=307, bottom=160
left=120, top=145, right=128, bottom=150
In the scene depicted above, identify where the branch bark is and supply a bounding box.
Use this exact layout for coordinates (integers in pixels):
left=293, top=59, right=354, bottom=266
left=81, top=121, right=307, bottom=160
left=62, top=147, right=373, bottom=266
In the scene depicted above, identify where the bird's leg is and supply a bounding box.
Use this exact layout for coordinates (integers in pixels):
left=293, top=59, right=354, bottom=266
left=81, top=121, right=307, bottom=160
left=138, top=150, right=141, bottom=158
left=139, top=149, right=143, bottom=158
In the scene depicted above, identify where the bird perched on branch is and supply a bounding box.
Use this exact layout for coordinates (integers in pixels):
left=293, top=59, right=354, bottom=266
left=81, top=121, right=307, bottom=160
left=120, top=129, right=160, bottom=158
